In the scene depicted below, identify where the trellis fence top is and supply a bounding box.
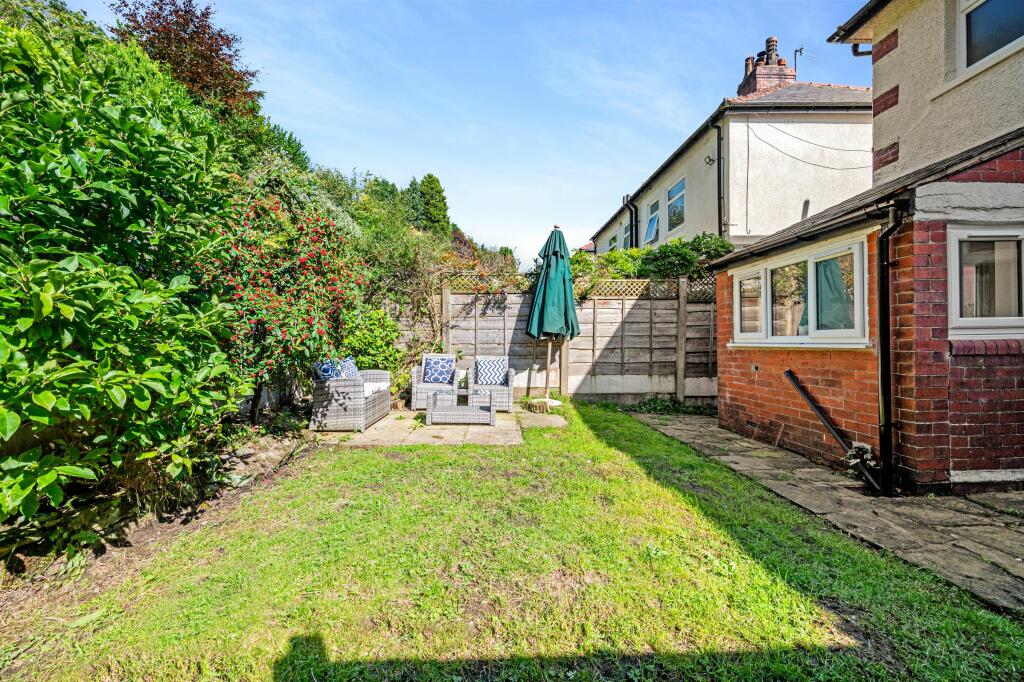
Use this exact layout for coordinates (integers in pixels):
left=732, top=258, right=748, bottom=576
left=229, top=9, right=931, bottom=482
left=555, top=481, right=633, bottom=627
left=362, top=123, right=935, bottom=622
left=443, top=272, right=716, bottom=303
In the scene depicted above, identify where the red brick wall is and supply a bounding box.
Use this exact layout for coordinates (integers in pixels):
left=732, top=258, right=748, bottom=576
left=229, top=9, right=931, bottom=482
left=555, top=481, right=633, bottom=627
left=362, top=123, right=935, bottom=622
left=717, top=146, right=1024, bottom=491
left=892, top=217, right=1024, bottom=492
left=716, top=236, right=881, bottom=469
left=949, top=340, right=1024, bottom=477
left=890, top=218, right=952, bottom=489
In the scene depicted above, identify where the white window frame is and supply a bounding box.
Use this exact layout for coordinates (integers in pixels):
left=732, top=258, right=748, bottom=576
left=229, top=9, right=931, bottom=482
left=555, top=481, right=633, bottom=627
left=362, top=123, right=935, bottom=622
left=947, top=225, right=1024, bottom=339
left=643, top=200, right=660, bottom=246
left=607, top=234, right=618, bottom=252
left=622, top=221, right=631, bottom=249
left=733, top=272, right=765, bottom=341
left=666, top=177, right=685, bottom=232
left=730, top=236, right=868, bottom=348
left=957, top=0, right=1024, bottom=74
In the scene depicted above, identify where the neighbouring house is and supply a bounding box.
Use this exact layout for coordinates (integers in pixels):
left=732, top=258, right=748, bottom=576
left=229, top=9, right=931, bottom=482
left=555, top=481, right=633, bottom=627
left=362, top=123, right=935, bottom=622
left=714, top=0, right=1024, bottom=493
left=590, top=37, right=874, bottom=255
left=576, top=240, right=596, bottom=255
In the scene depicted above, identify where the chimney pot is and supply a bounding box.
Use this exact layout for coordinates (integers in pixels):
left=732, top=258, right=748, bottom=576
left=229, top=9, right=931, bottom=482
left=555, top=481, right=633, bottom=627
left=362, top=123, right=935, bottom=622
left=737, top=36, right=796, bottom=96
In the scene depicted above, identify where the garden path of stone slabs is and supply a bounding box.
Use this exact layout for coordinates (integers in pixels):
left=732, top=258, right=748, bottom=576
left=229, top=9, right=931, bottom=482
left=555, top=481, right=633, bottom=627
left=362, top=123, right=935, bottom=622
left=635, top=413, right=1024, bottom=614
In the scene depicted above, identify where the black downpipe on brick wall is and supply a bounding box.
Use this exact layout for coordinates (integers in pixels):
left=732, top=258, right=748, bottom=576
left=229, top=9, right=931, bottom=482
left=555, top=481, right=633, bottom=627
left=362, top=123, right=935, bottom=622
left=876, top=205, right=903, bottom=496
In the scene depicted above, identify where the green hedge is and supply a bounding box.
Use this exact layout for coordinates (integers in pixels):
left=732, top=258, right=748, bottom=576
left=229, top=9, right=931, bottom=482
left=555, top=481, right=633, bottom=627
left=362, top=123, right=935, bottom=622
left=0, top=26, right=248, bottom=527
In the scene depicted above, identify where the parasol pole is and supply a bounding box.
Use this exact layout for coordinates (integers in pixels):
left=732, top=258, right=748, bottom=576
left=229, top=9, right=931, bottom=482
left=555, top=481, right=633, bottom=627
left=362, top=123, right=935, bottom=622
left=544, top=336, right=552, bottom=399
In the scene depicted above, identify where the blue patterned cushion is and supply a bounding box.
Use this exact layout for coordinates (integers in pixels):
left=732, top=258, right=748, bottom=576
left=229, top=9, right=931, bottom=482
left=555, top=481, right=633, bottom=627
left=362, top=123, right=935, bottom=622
left=422, top=355, right=455, bottom=384
left=315, top=356, right=358, bottom=381
left=338, top=356, right=359, bottom=379
left=475, top=357, right=508, bottom=385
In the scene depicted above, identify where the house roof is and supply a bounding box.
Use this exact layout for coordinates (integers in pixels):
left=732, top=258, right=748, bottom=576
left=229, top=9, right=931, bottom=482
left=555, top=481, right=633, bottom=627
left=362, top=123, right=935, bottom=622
left=577, top=241, right=595, bottom=253
left=590, top=81, right=872, bottom=242
left=726, top=81, right=872, bottom=106
left=714, top=126, right=1024, bottom=269
left=828, top=0, right=894, bottom=44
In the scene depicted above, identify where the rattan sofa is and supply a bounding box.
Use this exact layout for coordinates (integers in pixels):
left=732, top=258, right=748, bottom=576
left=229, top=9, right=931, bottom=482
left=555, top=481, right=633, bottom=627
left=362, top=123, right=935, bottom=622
left=467, top=356, right=514, bottom=412
left=410, top=354, right=459, bottom=410
left=309, top=369, right=391, bottom=431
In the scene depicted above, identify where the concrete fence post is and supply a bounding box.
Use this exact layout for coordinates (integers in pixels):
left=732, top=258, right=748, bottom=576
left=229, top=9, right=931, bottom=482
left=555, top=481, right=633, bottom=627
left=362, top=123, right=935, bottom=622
left=676, top=277, right=689, bottom=401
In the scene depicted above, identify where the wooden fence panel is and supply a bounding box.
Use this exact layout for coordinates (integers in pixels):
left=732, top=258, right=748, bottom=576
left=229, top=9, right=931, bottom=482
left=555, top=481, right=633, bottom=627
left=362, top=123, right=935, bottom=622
left=397, top=276, right=717, bottom=401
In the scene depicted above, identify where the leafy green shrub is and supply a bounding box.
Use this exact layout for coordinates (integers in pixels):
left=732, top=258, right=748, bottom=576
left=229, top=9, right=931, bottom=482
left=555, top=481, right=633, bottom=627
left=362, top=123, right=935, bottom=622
left=0, top=26, right=247, bottom=524
left=598, top=248, right=650, bottom=279
left=640, top=238, right=698, bottom=279
left=687, top=232, right=734, bottom=277
left=340, top=308, right=402, bottom=375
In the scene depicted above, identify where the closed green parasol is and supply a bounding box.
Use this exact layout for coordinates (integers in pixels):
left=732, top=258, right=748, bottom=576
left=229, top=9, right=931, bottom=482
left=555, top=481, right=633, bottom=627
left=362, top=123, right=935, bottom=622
left=527, top=226, right=579, bottom=398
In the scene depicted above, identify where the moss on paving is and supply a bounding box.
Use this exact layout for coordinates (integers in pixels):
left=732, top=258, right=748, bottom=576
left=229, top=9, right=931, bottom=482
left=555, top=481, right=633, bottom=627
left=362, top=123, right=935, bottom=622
left=4, top=404, right=1024, bottom=680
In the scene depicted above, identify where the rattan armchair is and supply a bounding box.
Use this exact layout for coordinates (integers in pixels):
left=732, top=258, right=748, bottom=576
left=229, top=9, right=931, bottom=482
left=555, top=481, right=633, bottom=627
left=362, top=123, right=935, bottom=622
left=410, top=354, right=459, bottom=410
left=467, top=356, right=514, bottom=412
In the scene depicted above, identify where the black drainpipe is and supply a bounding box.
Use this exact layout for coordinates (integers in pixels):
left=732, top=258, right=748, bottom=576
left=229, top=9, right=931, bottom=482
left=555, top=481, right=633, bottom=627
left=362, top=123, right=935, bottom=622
left=623, top=194, right=639, bottom=248
left=876, top=205, right=904, bottom=496
left=712, top=121, right=725, bottom=237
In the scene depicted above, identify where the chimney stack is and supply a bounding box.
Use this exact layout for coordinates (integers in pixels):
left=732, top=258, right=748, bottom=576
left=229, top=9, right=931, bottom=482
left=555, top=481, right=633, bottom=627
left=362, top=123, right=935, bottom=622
left=737, top=36, right=796, bottom=96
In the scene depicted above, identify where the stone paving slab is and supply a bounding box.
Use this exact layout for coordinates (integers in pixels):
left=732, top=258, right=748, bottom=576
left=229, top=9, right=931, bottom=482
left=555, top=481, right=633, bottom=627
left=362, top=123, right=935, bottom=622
left=343, top=412, right=523, bottom=447
left=635, top=413, right=1024, bottom=614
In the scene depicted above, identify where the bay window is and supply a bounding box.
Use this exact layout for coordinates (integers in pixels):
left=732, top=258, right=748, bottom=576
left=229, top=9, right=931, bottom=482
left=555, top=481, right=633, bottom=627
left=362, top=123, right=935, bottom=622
left=731, top=238, right=867, bottom=346
left=948, top=226, right=1024, bottom=338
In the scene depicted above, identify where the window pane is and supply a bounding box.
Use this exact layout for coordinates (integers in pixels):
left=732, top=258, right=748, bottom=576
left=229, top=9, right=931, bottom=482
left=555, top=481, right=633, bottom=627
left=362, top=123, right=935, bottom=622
left=668, top=195, right=685, bottom=230
left=771, top=262, right=808, bottom=336
left=960, top=240, right=1022, bottom=317
left=643, top=214, right=659, bottom=244
left=739, top=277, right=762, bottom=333
left=667, top=178, right=685, bottom=200
left=623, top=227, right=631, bottom=249
left=966, top=0, right=1024, bottom=66
left=815, top=253, right=856, bottom=331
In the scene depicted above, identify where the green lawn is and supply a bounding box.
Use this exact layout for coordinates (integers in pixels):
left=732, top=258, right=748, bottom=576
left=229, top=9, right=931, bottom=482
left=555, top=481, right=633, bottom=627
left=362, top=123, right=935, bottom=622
left=4, top=403, right=1023, bottom=680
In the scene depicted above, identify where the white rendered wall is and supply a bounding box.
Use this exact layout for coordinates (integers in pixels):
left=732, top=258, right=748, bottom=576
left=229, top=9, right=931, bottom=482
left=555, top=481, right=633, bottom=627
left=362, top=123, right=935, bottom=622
left=724, top=111, right=873, bottom=242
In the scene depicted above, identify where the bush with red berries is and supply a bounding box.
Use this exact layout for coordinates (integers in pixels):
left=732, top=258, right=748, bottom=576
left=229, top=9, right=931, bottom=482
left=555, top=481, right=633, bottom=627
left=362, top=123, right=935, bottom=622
left=197, top=196, right=368, bottom=404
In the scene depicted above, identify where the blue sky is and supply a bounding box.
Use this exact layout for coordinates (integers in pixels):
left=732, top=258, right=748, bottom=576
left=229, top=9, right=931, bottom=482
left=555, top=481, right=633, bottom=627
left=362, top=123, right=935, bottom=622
left=69, top=0, right=870, bottom=264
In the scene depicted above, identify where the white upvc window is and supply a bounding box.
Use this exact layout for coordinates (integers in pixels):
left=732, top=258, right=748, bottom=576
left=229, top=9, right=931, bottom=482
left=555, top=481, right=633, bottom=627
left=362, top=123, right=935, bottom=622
left=607, top=234, right=618, bottom=252
left=643, top=200, right=660, bottom=245
left=957, top=0, right=1024, bottom=72
left=622, top=220, right=632, bottom=249
left=667, top=177, right=685, bottom=232
left=731, top=237, right=868, bottom=348
left=948, top=225, right=1024, bottom=338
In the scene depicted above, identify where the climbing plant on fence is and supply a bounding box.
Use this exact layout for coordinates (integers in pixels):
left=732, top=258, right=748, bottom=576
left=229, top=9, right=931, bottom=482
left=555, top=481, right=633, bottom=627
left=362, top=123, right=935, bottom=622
left=0, top=26, right=248, bottom=527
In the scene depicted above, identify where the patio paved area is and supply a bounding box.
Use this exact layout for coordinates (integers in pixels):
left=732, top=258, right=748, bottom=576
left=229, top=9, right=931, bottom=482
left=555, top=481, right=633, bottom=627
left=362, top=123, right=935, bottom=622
left=636, top=413, right=1024, bottom=614
left=341, top=411, right=524, bottom=447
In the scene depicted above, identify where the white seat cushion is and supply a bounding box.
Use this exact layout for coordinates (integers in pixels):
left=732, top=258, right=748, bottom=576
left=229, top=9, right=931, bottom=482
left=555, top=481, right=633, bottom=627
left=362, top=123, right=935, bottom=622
left=363, top=382, right=389, bottom=397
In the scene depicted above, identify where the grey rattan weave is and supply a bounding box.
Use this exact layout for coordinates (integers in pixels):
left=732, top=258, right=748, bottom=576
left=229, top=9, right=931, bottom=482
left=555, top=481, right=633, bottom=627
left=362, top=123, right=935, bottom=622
left=411, top=354, right=459, bottom=410
left=467, top=357, right=514, bottom=412
left=426, top=392, right=495, bottom=425
left=309, top=369, right=391, bottom=431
